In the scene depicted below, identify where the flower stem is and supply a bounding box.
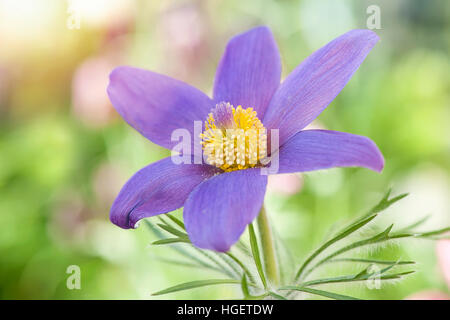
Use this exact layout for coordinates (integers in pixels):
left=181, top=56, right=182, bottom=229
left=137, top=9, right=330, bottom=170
left=256, top=205, right=279, bottom=286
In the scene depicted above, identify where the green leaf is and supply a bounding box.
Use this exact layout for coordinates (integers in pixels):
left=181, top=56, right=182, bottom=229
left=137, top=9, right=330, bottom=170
left=302, top=224, right=450, bottom=279
left=152, top=279, right=241, bottom=296
left=241, top=274, right=250, bottom=298
left=300, top=268, right=415, bottom=287
left=249, top=223, right=267, bottom=289
left=218, top=253, right=243, bottom=279
left=225, top=252, right=256, bottom=284
left=302, top=224, right=396, bottom=278
left=294, top=214, right=378, bottom=280
left=149, top=219, right=237, bottom=277
left=145, top=219, right=166, bottom=238
left=243, top=293, right=270, bottom=300
left=145, top=220, right=236, bottom=278
left=280, top=286, right=361, bottom=300
left=166, top=213, right=186, bottom=230
left=268, top=291, right=288, bottom=300
left=152, top=238, right=190, bottom=245
left=328, top=258, right=415, bottom=266
left=156, top=223, right=188, bottom=238
left=194, top=248, right=238, bottom=279
left=156, top=218, right=243, bottom=279
left=236, top=240, right=253, bottom=257
left=294, top=191, right=410, bottom=281
left=367, top=189, right=408, bottom=216
left=414, top=227, right=450, bottom=238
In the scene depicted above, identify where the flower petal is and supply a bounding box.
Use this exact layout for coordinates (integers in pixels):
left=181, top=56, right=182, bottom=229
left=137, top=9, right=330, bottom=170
left=108, top=66, right=213, bottom=150
left=263, top=29, right=379, bottom=146
left=213, top=26, right=281, bottom=119
left=184, top=169, right=267, bottom=252
left=110, top=157, right=218, bottom=229
left=437, top=240, right=450, bottom=288
left=276, top=130, right=384, bottom=173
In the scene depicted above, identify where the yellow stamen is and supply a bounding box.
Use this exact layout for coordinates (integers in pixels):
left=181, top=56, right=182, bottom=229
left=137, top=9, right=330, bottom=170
left=200, top=102, right=267, bottom=172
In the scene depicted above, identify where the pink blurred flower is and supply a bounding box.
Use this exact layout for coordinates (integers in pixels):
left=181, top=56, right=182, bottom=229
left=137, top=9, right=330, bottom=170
left=406, top=290, right=449, bottom=300
left=406, top=240, right=450, bottom=300
left=437, top=240, right=450, bottom=287
left=267, top=173, right=303, bottom=196
left=93, top=162, right=126, bottom=211
left=48, top=193, right=90, bottom=245
left=71, top=19, right=131, bottom=128
left=71, top=56, right=116, bottom=127
left=159, top=2, right=210, bottom=82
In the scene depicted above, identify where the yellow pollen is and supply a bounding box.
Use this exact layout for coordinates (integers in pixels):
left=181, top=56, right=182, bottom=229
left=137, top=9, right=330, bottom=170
left=200, top=103, right=268, bottom=172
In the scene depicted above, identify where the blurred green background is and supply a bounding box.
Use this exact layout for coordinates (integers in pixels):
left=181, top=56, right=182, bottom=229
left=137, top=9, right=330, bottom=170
left=0, top=0, right=449, bottom=299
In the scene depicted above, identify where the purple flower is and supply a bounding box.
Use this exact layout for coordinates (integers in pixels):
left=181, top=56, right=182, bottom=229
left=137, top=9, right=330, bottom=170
left=107, top=26, right=384, bottom=252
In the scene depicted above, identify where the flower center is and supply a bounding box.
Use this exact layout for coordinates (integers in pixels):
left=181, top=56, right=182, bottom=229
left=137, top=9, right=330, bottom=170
left=200, top=102, right=267, bottom=172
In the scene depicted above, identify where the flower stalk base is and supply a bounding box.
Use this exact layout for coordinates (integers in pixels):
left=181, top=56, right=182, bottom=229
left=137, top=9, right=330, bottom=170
left=257, top=205, right=279, bottom=286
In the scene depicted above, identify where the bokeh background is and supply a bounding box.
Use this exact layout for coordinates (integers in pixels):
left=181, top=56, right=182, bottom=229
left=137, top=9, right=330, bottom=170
left=0, top=0, right=449, bottom=299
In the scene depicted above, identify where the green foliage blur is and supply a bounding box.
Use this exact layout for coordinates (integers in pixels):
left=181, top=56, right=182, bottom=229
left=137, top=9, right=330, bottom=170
left=0, top=0, right=448, bottom=299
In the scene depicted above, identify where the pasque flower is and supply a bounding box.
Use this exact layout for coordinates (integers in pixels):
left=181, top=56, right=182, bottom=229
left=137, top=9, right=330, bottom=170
left=107, top=26, right=384, bottom=252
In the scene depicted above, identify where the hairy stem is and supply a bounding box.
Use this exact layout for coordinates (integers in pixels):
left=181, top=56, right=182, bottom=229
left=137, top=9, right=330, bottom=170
left=257, top=206, right=279, bottom=286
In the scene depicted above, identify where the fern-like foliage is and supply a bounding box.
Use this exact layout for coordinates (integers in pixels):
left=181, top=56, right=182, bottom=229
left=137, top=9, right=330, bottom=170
left=147, top=190, right=450, bottom=300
